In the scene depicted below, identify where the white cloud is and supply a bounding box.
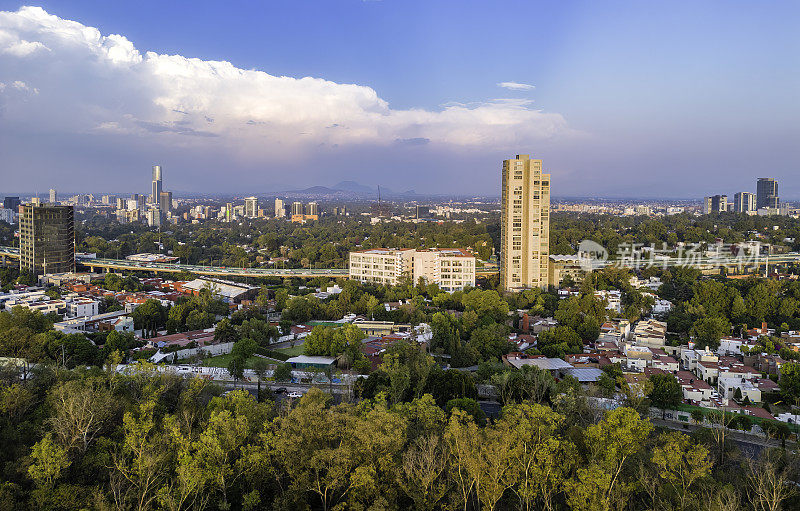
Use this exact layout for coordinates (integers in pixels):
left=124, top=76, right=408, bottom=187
left=0, top=6, right=571, bottom=163
left=498, top=81, right=536, bottom=91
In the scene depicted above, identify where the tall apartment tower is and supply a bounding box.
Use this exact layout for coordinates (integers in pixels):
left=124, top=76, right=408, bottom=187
left=756, top=178, right=779, bottom=209
left=306, top=201, right=319, bottom=216
left=500, top=154, right=550, bottom=292
left=274, top=198, right=286, bottom=218
left=151, top=165, right=163, bottom=205
left=291, top=201, right=304, bottom=216
left=49, top=189, right=57, bottom=204
left=733, top=192, right=756, bottom=213
left=19, top=204, right=75, bottom=275
left=244, top=197, right=258, bottom=218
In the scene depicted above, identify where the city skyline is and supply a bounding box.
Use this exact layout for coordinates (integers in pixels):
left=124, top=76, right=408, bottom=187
left=1, top=1, right=798, bottom=197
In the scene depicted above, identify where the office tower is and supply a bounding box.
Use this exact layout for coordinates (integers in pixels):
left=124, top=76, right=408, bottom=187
left=226, top=202, right=233, bottom=222
left=159, top=191, right=172, bottom=213
left=500, top=154, right=550, bottom=292
left=19, top=204, right=75, bottom=275
left=3, top=197, right=20, bottom=211
left=291, top=201, right=303, bottom=216
left=416, top=205, right=430, bottom=219
left=244, top=197, right=258, bottom=218
left=151, top=165, right=163, bottom=204
left=30, top=197, right=42, bottom=206
left=274, top=198, right=285, bottom=218
left=49, top=189, right=57, bottom=204
left=734, top=192, right=756, bottom=213
left=757, top=178, right=779, bottom=209
left=306, top=201, right=318, bottom=216
left=101, top=195, right=113, bottom=205
left=702, top=195, right=728, bottom=214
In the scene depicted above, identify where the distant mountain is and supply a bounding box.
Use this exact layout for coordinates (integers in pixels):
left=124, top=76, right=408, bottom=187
left=332, top=181, right=375, bottom=194
left=283, top=181, right=422, bottom=198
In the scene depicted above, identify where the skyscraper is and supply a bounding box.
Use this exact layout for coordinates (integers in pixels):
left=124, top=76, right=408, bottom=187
left=151, top=165, right=163, bottom=205
left=274, top=198, right=286, bottom=218
left=19, top=204, right=75, bottom=275
left=306, top=202, right=318, bottom=216
left=49, top=189, right=57, bottom=204
left=244, top=197, right=258, bottom=218
left=159, top=191, right=172, bottom=213
left=756, top=178, right=779, bottom=209
left=702, top=195, right=728, bottom=214
left=3, top=197, right=20, bottom=211
left=733, top=192, right=756, bottom=213
left=500, top=154, right=550, bottom=292
left=291, top=201, right=303, bottom=216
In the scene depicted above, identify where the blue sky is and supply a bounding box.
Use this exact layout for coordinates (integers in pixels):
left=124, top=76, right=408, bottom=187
left=0, top=1, right=798, bottom=197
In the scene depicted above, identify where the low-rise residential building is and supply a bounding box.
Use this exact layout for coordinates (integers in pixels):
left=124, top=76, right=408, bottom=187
left=595, top=290, right=622, bottom=314
left=502, top=353, right=574, bottom=375
left=53, top=310, right=134, bottom=334
left=676, top=370, right=714, bottom=404
left=633, top=319, right=667, bottom=348
left=348, top=248, right=475, bottom=291
left=718, top=377, right=780, bottom=404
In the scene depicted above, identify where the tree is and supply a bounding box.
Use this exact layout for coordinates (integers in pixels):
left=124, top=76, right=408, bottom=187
left=566, top=407, right=653, bottom=510
left=48, top=380, right=119, bottom=454
left=27, top=433, right=70, bottom=489
left=651, top=432, right=713, bottom=511
left=213, top=318, right=239, bottom=344
left=445, top=398, right=486, bottom=426
left=273, top=362, right=292, bottom=382
left=690, top=316, right=730, bottom=349
left=132, top=299, right=166, bottom=337
left=396, top=434, right=449, bottom=511
left=252, top=357, right=269, bottom=401
left=747, top=451, right=797, bottom=511
left=648, top=373, right=682, bottom=417
left=779, top=361, right=800, bottom=401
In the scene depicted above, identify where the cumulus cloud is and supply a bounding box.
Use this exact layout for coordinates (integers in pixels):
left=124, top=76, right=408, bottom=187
left=498, top=81, right=535, bottom=91
left=0, top=6, right=573, bottom=189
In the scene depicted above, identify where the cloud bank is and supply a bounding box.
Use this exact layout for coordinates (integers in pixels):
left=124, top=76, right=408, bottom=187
left=0, top=6, right=575, bottom=192
left=498, top=81, right=535, bottom=91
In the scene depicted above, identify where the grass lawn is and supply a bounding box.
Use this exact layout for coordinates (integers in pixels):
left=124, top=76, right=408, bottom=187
left=202, top=353, right=261, bottom=369
left=274, top=345, right=305, bottom=357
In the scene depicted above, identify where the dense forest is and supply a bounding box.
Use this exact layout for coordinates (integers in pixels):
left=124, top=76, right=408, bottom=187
left=1, top=363, right=798, bottom=511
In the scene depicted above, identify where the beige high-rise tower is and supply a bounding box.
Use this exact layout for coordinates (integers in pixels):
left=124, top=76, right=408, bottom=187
left=500, top=154, right=550, bottom=292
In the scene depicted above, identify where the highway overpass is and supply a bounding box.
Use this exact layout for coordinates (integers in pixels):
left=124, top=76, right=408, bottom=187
left=3, top=245, right=800, bottom=279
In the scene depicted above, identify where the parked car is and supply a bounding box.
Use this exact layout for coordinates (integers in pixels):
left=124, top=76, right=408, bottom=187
left=287, top=391, right=303, bottom=399
left=273, top=387, right=287, bottom=394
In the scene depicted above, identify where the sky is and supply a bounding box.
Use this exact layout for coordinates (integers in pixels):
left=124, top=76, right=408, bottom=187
left=0, top=0, right=798, bottom=198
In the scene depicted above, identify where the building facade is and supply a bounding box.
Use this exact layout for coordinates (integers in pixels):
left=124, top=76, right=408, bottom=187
left=349, top=248, right=475, bottom=291
left=244, top=197, right=258, bottom=218
left=703, top=194, right=728, bottom=214
left=274, top=198, right=286, bottom=218
left=151, top=165, right=163, bottom=205
left=500, top=154, right=550, bottom=292
left=733, top=192, right=756, bottom=213
left=756, top=178, right=779, bottom=209
left=19, top=204, right=75, bottom=275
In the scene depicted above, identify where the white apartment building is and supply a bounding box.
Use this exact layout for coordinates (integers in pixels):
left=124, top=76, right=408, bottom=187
left=349, top=248, right=475, bottom=291
left=68, top=298, right=99, bottom=318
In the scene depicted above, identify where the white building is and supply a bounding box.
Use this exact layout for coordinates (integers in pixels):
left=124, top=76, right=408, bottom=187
left=633, top=319, right=667, bottom=348
left=349, top=248, right=475, bottom=291
left=595, top=290, right=622, bottom=314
